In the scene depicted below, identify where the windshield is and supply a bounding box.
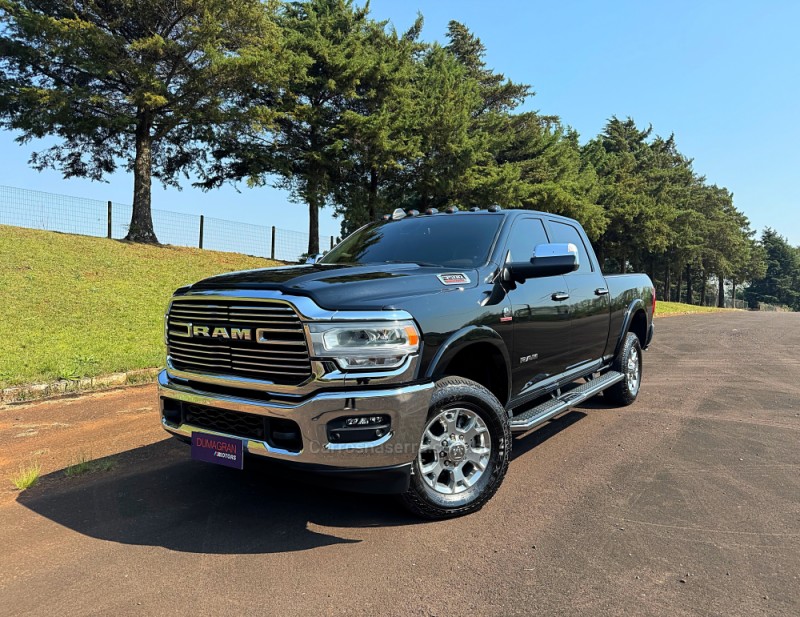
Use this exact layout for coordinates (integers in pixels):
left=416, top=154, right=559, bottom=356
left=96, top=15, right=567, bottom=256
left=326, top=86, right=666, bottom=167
left=321, top=215, right=502, bottom=268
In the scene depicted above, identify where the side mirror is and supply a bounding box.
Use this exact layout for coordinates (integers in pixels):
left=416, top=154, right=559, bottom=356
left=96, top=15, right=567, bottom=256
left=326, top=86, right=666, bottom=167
left=305, top=253, right=323, bottom=264
left=505, top=243, right=579, bottom=282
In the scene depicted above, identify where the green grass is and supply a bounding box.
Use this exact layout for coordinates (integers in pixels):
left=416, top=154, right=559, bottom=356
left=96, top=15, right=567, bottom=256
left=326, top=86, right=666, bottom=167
left=656, top=301, right=730, bottom=317
left=11, top=462, right=41, bottom=490
left=0, top=225, right=280, bottom=388
left=64, top=452, right=116, bottom=477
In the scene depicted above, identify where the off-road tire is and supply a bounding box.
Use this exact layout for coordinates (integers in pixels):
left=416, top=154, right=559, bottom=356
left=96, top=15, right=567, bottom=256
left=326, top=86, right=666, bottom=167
left=401, top=376, right=511, bottom=519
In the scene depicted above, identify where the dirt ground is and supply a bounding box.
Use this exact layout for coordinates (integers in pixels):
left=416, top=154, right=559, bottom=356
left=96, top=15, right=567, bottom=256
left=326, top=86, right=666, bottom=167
left=1, top=311, right=798, bottom=616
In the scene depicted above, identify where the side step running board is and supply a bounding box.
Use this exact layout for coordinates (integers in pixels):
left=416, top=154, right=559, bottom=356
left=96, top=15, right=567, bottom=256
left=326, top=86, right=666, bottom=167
left=510, top=371, right=624, bottom=432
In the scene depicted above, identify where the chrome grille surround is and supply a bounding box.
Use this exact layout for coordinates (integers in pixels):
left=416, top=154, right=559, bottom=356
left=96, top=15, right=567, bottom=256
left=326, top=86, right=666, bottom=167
left=166, top=297, right=312, bottom=386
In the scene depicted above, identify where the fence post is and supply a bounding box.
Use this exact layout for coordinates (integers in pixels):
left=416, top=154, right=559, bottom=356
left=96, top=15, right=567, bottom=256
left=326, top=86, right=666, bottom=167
left=330, top=235, right=334, bottom=249
left=199, top=215, right=204, bottom=249
left=271, top=226, right=276, bottom=260
left=107, top=201, right=112, bottom=239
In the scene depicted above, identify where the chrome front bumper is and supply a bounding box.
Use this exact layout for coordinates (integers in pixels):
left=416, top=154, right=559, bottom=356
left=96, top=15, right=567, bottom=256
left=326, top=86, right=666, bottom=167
left=158, top=370, right=434, bottom=469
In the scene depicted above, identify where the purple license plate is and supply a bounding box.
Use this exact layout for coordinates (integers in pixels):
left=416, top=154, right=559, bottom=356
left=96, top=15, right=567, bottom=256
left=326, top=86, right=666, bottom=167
left=191, top=432, right=244, bottom=470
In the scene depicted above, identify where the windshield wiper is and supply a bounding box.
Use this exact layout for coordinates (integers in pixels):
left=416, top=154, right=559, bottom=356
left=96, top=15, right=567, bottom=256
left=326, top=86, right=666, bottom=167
left=383, top=260, right=440, bottom=267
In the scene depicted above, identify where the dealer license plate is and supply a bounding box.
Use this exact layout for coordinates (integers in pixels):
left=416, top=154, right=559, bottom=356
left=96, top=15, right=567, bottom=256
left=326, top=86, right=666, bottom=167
left=191, top=432, right=244, bottom=470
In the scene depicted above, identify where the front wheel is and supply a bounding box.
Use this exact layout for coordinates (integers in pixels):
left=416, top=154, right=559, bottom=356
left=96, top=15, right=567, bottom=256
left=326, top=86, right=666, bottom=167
left=401, top=376, right=511, bottom=519
left=605, top=332, right=643, bottom=406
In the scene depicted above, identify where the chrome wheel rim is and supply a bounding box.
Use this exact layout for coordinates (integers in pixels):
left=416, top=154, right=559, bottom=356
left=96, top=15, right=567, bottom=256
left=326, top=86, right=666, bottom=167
left=417, top=407, right=492, bottom=496
left=626, top=347, right=641, bottom=395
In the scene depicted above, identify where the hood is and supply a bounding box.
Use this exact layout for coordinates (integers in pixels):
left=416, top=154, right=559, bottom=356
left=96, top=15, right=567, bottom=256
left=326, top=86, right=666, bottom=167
left=183, top=262, right=481, bottom=310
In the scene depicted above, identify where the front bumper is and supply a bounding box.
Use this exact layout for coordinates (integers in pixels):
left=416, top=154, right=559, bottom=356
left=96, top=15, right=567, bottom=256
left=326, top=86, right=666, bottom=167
left=158, top=370, right=434, bottom=470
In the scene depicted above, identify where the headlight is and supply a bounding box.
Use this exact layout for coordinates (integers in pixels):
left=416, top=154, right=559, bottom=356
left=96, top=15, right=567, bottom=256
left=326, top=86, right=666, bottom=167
left=307, top=321, right=420, bottom=370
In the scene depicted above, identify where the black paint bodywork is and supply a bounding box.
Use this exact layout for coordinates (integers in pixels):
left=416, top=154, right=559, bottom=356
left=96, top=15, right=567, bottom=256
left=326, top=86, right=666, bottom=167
left=183, top=210, right=655, bottom=409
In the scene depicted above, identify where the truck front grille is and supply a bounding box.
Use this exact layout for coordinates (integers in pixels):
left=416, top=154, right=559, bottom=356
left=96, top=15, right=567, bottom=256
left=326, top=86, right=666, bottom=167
left=166, top=298, right=312, bottom=385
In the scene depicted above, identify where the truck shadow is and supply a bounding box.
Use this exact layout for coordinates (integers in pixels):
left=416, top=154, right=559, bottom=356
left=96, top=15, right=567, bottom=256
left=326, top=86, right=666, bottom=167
left=510, top=393, right=624, bottom=460
left=17, top=401, right=609, bottom=554
left=510, top=410, right=587, bottom=461
left=15, top=438, right=419, bottom=555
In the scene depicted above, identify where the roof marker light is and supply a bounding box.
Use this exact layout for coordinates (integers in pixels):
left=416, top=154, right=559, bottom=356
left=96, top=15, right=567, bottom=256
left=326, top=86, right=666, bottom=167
left=488, top=204, right=502, bottom=212
left=445, top=206, right=458, bottom=214
left=406, top=209, right=419, bottom=217
left=392, top=208, right=407, bottom=220
left=424, top=208, right=439, bottom=215
left=469, top=207, right=481, bottom=212
left=382, top=214, right=390, bottom=221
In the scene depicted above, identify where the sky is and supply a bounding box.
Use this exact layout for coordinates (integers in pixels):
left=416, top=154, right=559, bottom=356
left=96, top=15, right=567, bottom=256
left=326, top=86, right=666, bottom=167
left=1, top=0, right=798, bottom=244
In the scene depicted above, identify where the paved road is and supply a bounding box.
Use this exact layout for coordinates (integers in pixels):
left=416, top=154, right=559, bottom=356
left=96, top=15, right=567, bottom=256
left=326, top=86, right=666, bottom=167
left=1, top=312, right=799, bottom=616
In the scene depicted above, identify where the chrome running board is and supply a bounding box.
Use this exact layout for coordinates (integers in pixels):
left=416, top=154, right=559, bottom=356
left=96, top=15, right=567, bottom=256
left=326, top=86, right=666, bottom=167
left=510, top=371, right=624, bottom=432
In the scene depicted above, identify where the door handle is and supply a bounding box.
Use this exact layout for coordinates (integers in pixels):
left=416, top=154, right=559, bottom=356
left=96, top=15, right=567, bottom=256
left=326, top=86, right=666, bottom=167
left=551, top=292, right=570, bottom=301
left=594, top=287, right=609, bottom=296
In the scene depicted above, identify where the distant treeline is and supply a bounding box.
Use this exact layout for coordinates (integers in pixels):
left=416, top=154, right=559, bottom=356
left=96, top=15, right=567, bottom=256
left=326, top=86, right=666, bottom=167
left=1, top=1, right=797, bottom=308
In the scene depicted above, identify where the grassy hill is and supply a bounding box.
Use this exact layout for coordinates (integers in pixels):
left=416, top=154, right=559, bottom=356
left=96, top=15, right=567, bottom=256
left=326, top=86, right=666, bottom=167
left=0, top=225, right=280, bottom=388
left=656, top=301, right=728, bottom=316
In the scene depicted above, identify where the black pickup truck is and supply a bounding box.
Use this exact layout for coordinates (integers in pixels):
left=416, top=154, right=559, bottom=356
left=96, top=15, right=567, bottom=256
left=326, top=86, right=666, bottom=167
left=158, top=207, right=655, bottom=518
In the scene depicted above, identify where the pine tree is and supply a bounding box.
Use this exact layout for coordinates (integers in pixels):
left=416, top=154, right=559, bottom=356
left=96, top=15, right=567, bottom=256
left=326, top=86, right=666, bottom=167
left=744, top=229, right=800, bottom=309
left=203, top=0, right=377, bottom=255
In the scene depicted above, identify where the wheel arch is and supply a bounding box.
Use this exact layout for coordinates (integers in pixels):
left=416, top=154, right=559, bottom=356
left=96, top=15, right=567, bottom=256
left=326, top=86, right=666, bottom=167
left=425, top=326, right=512, bottom=407
left=615, top=299, right=648, bottom=357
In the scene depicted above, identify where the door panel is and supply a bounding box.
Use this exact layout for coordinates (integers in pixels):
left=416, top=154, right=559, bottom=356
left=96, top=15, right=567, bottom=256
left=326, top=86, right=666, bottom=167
left=561, top=275, right=609, bottom=366
left=508, top=275, right=572, bottom=397
left=502, top=216, right=572, bottom=398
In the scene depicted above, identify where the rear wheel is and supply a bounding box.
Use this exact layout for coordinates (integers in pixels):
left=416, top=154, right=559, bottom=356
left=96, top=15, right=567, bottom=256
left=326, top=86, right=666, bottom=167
left=401, top=376, right=511, bottom=519
left=605, top=332, right=642, bottom=406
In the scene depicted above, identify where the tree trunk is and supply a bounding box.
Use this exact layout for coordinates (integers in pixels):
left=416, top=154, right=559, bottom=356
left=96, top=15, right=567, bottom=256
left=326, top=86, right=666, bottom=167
left=717, top=274, right=726, bottom=308
left=307, top=122, right=321, bottom=256
left=685, top=264, right=693, bottom=305
left=620, top=253, right=626, bottom=274
left=732, top=280, right=737, bottom=308
left=700, top=271, right=707, bottom=306
left=663, top=263, right=671, bottom=302
left=125, top=115, right=158, bottom=244
left=307, top=196, right=320, bottom=256
left=368, top=166, right=378, bottom=221
left=675, top=263, right=683, bottom=302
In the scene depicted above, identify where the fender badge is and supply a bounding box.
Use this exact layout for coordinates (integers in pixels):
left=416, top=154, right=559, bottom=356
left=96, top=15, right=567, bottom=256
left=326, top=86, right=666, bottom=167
left=437, top=273, right=471, bottom=286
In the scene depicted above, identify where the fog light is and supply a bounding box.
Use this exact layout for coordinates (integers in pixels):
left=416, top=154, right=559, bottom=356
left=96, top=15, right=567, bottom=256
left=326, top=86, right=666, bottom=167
left=328, top=415, right=391, bottom=444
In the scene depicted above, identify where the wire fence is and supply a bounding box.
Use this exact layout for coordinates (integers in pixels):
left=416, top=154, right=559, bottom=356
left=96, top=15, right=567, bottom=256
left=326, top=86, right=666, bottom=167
left=726, top=299, right=748, bottom=309
left=0, top=185, right=336, bottom=262
left=756, top=302, right=792, bottom=312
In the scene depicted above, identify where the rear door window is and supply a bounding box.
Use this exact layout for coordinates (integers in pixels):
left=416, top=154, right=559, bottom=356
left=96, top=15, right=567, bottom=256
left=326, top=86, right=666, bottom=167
left=547, top=221, right=594, bottom=273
